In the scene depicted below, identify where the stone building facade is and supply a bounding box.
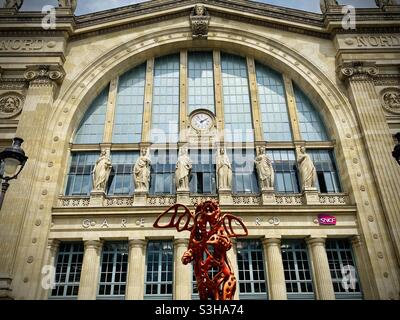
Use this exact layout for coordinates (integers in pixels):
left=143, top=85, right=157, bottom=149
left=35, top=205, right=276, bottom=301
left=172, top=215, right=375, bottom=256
left=0, top=0, right=399, bottom=300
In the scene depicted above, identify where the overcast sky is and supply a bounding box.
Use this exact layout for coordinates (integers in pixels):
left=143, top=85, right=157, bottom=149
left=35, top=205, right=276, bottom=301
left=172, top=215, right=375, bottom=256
left=18, top=0, right=380, bottom=15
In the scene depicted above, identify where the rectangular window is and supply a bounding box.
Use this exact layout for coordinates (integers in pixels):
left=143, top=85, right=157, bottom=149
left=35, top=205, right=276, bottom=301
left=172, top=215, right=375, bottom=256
left=237, top=240, right=268, bottom=300
left=281, top=240, right=315, bottom=300
left=326, top=239, right=363, bottom=300
left=221, top=53, right=254, bottom=142
left=189, top=149, right=216, bottom=194
left=149, top=149, right=177, bottom=195
left=228, top=149, right=259, bottom=194
left=65, top=152, right=98, bottom=196
left=255, top=63, right=292, bottom=142
left=308, top=150, right=341, bottom=193
left=97, top=242, right=128, bottom=300
left=50, top=243, right=84, bottom=299
left=151, top=54, right=180, bottom=143
left=267, top=150, right=300, bottom=193
left=112, top=64, right=146, bottom=143
left=188, top=51, right=215, bottom=114
left=144, top=241, right=173, bottom=300
left=108, top=152, right=139, bottom=196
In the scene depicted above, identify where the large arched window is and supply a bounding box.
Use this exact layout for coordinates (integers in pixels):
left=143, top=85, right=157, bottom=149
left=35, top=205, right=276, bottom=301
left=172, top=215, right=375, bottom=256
left=65, top=51, right=341, bottom=196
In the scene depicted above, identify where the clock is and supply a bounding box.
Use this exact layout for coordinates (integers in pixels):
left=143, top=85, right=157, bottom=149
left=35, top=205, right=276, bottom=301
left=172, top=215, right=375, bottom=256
left=191, top=112, right=214, bottom=131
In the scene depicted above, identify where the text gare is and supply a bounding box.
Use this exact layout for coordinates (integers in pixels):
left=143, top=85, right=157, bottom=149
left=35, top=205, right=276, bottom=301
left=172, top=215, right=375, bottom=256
left=0, top=39, right=44, bottom=51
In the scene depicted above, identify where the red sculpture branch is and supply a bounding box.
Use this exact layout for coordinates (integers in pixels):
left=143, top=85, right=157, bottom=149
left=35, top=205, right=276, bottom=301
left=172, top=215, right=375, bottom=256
left=153, top=200, right=248, bottom=300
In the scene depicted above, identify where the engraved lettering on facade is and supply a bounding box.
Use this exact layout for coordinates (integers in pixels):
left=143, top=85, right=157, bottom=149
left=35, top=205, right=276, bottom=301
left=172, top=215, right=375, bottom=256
left=0, top=39, right=44, bottom=51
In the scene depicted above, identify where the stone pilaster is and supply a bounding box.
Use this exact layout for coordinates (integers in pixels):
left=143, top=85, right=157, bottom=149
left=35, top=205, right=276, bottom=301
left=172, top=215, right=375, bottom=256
left=351, top=235, right=377, bottom=300
left=126, top=239, right=147, bottom=300
left=38, top=239, right=60, bottom=299
left=0, top=65, right=64, bottom=299
left=174, top=239, right=191, bottom=300
left=306, top=237, right=335, bottom=300
left=263, top=238, right=287, bottom=300
left=78, top=240, right=102, bottom=300
left=339, top=62, right=400, bottom=267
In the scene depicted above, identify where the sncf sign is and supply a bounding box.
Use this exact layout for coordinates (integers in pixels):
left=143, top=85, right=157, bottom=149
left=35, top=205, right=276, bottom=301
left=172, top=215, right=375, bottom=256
left=318, top=214, right=336, bottom=225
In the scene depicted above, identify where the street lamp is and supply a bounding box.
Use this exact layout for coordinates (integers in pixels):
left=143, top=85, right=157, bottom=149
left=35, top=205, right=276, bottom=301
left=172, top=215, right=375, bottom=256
left=0, top=137, right=28, bottom=210
left=393, top=133, right=400, bottom=166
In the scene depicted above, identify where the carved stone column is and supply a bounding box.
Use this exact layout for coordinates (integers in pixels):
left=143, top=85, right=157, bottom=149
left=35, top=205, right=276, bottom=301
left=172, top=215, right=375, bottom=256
left=174, top=239, right=191, bottom=300
left=78, top=240, right=102, bottom=300
left=263, top=238, right=287, bottom=300
left=306, top=237, right=335, bottom=300
left=339, top=62, right=400, bottom=267
left=126, top=239, right=146, bottom=300
left=0, top=65, right=64, bottom=299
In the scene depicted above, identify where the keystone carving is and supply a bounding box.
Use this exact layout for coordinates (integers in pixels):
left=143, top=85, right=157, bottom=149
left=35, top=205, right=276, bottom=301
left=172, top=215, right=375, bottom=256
left=190, top=4, right=210, bottom=39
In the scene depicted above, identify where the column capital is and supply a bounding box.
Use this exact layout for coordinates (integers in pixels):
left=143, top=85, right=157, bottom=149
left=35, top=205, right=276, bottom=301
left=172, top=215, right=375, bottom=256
left=306, top=237, right=326, bottom=246
left=351, top=235, right=363, bottom=246
left=337, top=62, right=378, bottom=83
left=174, top=238, right=189, bottom=247
left=47, top=239, right=61, bottom=250
left=83, top=240, right=103, bottom=250
left=24, top=64, right=65, bottom=87
left=263, top=238, right=281, bottom=246
left=128, top=239, right=147, bottom=249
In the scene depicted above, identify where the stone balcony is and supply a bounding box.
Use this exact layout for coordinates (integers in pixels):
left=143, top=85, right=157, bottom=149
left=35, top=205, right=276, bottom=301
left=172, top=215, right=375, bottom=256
left=55, top=192, right=350, bottom=208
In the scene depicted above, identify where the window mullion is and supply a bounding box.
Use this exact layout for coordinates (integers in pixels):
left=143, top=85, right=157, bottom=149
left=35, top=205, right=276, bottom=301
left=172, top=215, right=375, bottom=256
left=180, top=50, right=187, bottom=143
left=103, top=77, right=119, bottom=144
left=282, top=74, right=302, bottom=141
left=142, top=58, right=154, bottom=143
left=213, top=50, right=224, bottom=135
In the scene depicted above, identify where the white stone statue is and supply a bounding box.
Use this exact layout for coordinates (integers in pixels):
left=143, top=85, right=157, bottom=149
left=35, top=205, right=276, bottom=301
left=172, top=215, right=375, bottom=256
left=133, top=147, right=151, bottom=192
left=92, top=149, right=112, bottom=192
left=255, top=147, right=274, bottom=191
left=297, top=147, right=317, bottom=190
left=58, top=0, right=77, bottom=13
left=175, top=147, right=192, bottom=191
left=3, top=0, right=23, bottom=10
left=216, top=148, right=232, bottom=190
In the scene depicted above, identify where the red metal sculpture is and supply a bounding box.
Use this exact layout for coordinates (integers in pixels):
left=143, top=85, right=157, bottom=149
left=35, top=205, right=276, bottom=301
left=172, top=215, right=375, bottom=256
left=153, top=200, right=248, bottom=300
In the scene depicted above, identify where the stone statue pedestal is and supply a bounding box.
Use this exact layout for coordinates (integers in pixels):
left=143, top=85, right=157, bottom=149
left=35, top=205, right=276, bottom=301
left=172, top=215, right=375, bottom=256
left=89, top=190, right=105, bottom=207
left=176, top=189, right=190, bottom=205
left=303, top=187, right=319, bottom=205
left=133, top=190, right=147, bottom=206
left=55, top=7, right=75, bottom=15
left=0, top=8, right=18, bottom=15
left=382, top=5, right=400, bottom=12
left=219, top=189, right=233, bottom=205
left=261, top=188, right=276, bottom=205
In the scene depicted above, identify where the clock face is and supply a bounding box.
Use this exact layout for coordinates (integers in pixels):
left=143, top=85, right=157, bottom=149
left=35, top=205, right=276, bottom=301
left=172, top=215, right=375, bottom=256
left=191, top=113, right=213, bottom=130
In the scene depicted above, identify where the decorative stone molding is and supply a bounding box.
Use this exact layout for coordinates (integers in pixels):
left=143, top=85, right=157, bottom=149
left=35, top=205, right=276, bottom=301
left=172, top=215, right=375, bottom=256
left=58, top=197, right=90, bottom=207
left=190, top=4, right=210, bottom=39
left=147, top=196, right=176, bottom=206
left=232, top=195, right=261, bottom=205
left=58, top=0, right=77, bottom=14
left=320, top=0, right=339, bottom=14
left=338, top=62, right=379, bottom=82
left=105, top=197, right=134, bottom=207
left=380, top=88, right=400, bottom=114
left=190, top=195, right=218, bottom=206
left=2, top=0, right=23, bottom=10
left=276, top=194, right=303, bottom=205
left=319, top=194, right=349, bottom=205
left=0, top=92, right=24, bottom=118
left=24, top=65, right=65, bottom=87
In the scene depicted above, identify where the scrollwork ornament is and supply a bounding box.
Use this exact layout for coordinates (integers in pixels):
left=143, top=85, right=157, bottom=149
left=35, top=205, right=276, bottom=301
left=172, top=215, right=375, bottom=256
left=24, top=65, right=65, bottom=87
left=0, top=92, right=24, bottom=119
left=338, top=63, right=379, bottom=82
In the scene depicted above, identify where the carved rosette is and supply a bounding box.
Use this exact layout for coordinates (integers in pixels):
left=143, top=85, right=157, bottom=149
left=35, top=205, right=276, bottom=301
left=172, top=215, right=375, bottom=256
left=381, top=88, right=400, bottom=114
left=338, top=63, right=378, bottom=83
left=0, top=92, right=24, bottom=119
left=190, top=5, right=210, bottom=39
left=24, top=65, right=65, bottom=87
